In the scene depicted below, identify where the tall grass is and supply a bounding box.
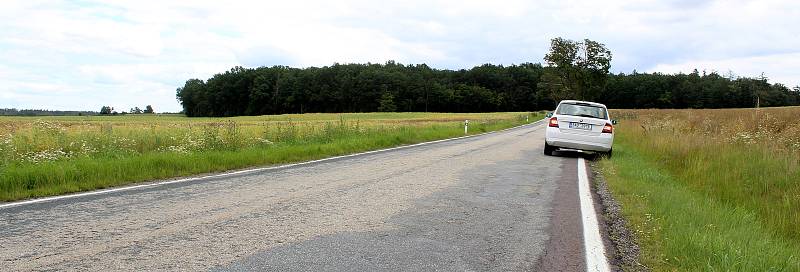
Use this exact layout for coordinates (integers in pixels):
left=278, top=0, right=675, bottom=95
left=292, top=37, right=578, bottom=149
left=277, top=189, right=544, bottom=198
left=0, top=112, right=536, bottom=201
left=599, top=107, right=800, bottom=271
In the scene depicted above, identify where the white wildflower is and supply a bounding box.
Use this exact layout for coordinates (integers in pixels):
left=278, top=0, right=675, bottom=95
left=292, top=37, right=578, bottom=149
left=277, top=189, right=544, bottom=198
left=254, top=137, right=274, bottom=145
left=19, top=148, right=69, bottom=164
left=1, top=134, right=12, bottom=146
left=159, top=145, right=190, bottom=154
left=111, top=137, right=136, bottom=150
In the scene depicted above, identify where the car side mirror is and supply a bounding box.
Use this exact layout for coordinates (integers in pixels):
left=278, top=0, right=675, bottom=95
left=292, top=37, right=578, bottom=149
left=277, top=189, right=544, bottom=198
left=545, top=112, right=553, bottom=118
left=611, top=119, right=618, bottom=125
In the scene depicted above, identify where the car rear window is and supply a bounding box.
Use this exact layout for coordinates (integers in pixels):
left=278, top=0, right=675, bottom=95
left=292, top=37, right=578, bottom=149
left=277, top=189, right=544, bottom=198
left=556, top=103, right=608, bottom=119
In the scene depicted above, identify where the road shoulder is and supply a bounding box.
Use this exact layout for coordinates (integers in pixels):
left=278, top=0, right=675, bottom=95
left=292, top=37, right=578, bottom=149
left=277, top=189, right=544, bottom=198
left=590, top=160, right=647, bottom=271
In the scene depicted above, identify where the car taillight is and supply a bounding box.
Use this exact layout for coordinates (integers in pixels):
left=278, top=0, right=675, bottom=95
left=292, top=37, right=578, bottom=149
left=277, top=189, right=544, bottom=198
left=549, top=117, right=559, bottom=127
left=602, top=123, right=613, bottom=133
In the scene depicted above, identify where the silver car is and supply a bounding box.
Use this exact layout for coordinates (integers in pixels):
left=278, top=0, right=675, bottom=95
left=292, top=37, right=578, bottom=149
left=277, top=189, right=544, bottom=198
left=544, top=100, right=615, bottom=157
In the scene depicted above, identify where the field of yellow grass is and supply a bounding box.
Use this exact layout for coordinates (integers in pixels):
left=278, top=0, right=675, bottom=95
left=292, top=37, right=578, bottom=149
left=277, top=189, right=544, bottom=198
left=0, top=112, right=535, bottom=201
left=0, top=113, right=520, bottom=164
left=600, top=107, right=800, bottom=271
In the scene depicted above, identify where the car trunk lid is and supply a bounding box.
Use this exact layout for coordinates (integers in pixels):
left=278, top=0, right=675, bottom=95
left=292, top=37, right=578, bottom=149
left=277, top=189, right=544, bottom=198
left=557, top=115, right=606, bottom=135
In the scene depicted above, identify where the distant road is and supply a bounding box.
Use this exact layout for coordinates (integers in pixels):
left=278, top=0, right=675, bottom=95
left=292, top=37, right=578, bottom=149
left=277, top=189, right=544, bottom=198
left=1, top=121, right=597, bottom=271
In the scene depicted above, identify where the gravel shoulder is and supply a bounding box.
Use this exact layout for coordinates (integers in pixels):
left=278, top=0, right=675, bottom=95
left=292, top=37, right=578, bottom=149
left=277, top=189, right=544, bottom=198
left=590, top=161, right=648, bottom=272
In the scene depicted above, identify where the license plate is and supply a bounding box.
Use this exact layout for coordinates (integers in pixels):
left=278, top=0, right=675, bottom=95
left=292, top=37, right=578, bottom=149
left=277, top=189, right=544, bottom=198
left=569, top=122, right=592, bottom=130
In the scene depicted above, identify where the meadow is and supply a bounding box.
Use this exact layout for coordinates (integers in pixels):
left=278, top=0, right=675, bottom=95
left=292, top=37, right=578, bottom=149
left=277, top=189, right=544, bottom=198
left=598, top=107, right=800, bottom=271
left=0, top=112, right=536, bottom=201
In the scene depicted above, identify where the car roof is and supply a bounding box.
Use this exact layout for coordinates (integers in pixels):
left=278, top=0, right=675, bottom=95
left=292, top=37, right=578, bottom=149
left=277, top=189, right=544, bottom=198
left=558, top=100, right=607, bottom=108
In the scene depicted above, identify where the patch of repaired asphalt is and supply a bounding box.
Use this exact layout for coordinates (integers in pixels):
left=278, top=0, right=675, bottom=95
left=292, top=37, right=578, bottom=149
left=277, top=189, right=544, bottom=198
left=534, top=151, right=585, bottom=271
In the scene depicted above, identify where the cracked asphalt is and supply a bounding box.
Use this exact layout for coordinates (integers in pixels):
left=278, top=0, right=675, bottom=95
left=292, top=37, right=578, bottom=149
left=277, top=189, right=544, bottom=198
left=1, top=122, right=587, bottom=271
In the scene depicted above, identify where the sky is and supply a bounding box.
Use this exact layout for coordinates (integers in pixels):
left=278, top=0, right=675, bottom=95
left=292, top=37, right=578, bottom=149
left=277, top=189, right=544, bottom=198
left=1, top=0, right=798, bottom=113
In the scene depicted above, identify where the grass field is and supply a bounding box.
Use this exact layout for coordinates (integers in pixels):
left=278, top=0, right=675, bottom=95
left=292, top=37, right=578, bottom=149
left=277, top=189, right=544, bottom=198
left=598, top=107, right=800, bottom=271
left=0, top=112, right=538, bottom=202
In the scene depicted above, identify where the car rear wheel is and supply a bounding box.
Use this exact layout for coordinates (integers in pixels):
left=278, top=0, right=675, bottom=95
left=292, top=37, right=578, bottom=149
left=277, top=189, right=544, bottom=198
left=543, top=142, right=554, bottom=156
left=603, top=148, right=613, bottom=158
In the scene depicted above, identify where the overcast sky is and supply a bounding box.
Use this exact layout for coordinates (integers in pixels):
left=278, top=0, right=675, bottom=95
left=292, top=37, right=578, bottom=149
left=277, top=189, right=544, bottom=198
left=1, top=0, right=798, bottom=112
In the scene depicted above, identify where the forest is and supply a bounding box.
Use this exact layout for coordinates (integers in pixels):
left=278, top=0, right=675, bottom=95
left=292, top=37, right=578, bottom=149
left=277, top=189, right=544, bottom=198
left=175, top=62, right=799, bottom=117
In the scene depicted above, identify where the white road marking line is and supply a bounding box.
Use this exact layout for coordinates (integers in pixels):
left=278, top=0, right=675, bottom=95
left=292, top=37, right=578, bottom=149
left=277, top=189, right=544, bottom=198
left=578, top=157, right=611, bottom=272
left=0, top=119, right=545, bottom=210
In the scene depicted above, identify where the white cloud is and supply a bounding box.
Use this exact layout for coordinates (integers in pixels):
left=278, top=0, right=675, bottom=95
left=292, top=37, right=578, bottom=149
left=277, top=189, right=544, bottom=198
left=0, top=0, right=798, bottom=112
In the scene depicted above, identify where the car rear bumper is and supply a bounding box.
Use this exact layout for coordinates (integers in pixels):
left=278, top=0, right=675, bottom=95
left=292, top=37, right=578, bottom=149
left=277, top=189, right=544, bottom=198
left=546, top=138, right=612, bottom=152
left=545, top=128, right=613, bottom=152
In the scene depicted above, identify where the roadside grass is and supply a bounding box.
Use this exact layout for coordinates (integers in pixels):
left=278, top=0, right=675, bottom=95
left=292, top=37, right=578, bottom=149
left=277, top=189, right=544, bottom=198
left=0, top=112, right=538, bottom=201
left=598, top=107, right=800, bottom=271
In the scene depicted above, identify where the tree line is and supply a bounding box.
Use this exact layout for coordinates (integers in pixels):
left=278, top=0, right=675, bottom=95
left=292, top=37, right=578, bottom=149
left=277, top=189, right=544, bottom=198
left=175, top=39, right=800, bottom=117
left=99, top=105, right=154, bottom=115
left=602, top=71, right=799, bottom=109
left=176, top=62, right=553, bottom=117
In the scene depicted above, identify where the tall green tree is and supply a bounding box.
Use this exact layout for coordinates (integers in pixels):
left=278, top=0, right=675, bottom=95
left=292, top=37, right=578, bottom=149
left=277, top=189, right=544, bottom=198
left=377, top=91, right=397, bottom=112
left=541, top=37, right=612, bottom=101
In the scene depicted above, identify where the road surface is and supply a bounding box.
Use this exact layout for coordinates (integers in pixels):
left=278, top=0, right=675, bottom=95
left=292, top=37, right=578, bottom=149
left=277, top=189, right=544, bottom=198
left=0, top=122, right=597, bottom=271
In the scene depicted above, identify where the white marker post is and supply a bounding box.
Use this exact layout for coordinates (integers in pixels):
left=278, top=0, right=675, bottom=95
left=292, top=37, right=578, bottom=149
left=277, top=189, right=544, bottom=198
left=464, top=120, right=469, bottom=135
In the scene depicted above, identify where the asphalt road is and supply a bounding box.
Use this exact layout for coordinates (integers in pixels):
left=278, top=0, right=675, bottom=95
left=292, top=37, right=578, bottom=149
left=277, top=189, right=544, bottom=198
left=0, top=122, right=588, bottom=271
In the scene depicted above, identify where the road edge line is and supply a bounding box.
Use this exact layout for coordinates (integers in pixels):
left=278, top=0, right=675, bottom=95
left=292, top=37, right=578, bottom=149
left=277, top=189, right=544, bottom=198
left=578, top=157, right=611, bottom=272
left=0, top=118, right=545, bottom=209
